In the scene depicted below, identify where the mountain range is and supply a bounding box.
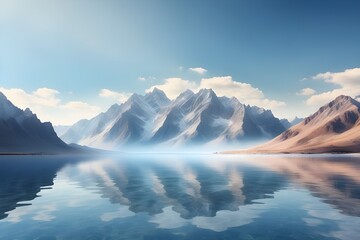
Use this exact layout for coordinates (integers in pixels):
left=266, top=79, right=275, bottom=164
left=59, top=88, right=286, bottom=149
left=2, top=87, right=359, bottom=154
left=227, top=95, right=360, bottom=154
left=0, top=92, right=73, bottom=154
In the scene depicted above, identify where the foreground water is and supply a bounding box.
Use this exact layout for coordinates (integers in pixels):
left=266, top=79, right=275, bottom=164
left=0, top=154, right=360, bottom=240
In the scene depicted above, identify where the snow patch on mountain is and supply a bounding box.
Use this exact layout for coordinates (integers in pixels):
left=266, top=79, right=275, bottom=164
left=60, top=89, right=285, bottom=149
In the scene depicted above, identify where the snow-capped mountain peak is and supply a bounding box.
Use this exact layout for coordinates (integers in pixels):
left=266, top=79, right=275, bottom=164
left=59, top=89, right=285, bottom=148
left=144, top=88, right=171, bottom=110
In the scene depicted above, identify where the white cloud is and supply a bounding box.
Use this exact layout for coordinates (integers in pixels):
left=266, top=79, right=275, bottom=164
left=61, top=101, right=99, bottom=111
left=33, top=87, right=59, bottom=99
left=137, top=76, right=156, bottom=82
left=99, top=89, right=131, bottom=103
left=306, top=90, right=348, bottom=106
left=189, top=67, right=207, bottom=75
left=0, top=87, right=61, bottom=108
left=199, top=76, right=285, bottom=108
left=146, top=78, right=197, bottom=99
left=312, top=67, right=360, bottom=87
left=296, top=88, right=316, bottom=96
left=0, top=87, right=101, bottom=125
left=306, top=67, right=360, bottom=106
left=145, top=76, right=285, bottom=109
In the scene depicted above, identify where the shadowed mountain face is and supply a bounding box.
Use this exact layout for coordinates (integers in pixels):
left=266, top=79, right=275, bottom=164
left=234, top=95, right=360, bottom=154
left=0, top=92, right=71, bottom=153
left=60, top=89, right=285, bottom=148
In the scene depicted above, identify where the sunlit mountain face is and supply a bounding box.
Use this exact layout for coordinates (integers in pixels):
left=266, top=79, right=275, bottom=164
left=241, top=95, right=360, bottom=154
left=59, top=89, right=286, bottom=149
left=1, top=154, right=360, bottom=240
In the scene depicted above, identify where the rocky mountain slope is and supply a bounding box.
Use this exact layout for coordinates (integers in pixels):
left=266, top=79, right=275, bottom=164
left=228, top=95, right=360, bottom=153
left=0, top=92, right=72, bottom=154
left=60, top=88, right=285, bottom=149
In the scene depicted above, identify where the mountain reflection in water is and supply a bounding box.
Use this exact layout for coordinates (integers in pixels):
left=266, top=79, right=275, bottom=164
left=0, top=154, right=359, bottom=240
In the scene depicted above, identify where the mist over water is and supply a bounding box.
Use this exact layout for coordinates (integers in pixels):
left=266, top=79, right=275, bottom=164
left=111, top=139, right=267, bottom=154
left=1, top=153, right=360, bottom=240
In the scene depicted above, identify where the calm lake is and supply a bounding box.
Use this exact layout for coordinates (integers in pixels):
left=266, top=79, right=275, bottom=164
left=0, top=153, right=360, bottom=240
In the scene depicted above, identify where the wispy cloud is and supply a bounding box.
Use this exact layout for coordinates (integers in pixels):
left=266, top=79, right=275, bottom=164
left=296, top=88, right=316, bottom=96
left=304, top=67, right=360, bottom=106
left=146, top=76, right=285, bottom=109
left=199, top=76, right=285, bottom=108
left=0, top=87, right=101, bottom=125
left=137, top=76, right=156, bottom=82
left=99, top=89, right=131, bottom=103
left=146, top=78, right=197, bottom=99
left=189, top=67, right=207, bottom=75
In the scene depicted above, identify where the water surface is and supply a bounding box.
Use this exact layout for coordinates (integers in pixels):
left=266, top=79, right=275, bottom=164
left=1, top=154, right=360, bottom=240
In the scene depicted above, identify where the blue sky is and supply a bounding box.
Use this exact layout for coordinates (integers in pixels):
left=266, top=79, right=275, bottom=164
left=1, top=0, right=360, bottom=125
